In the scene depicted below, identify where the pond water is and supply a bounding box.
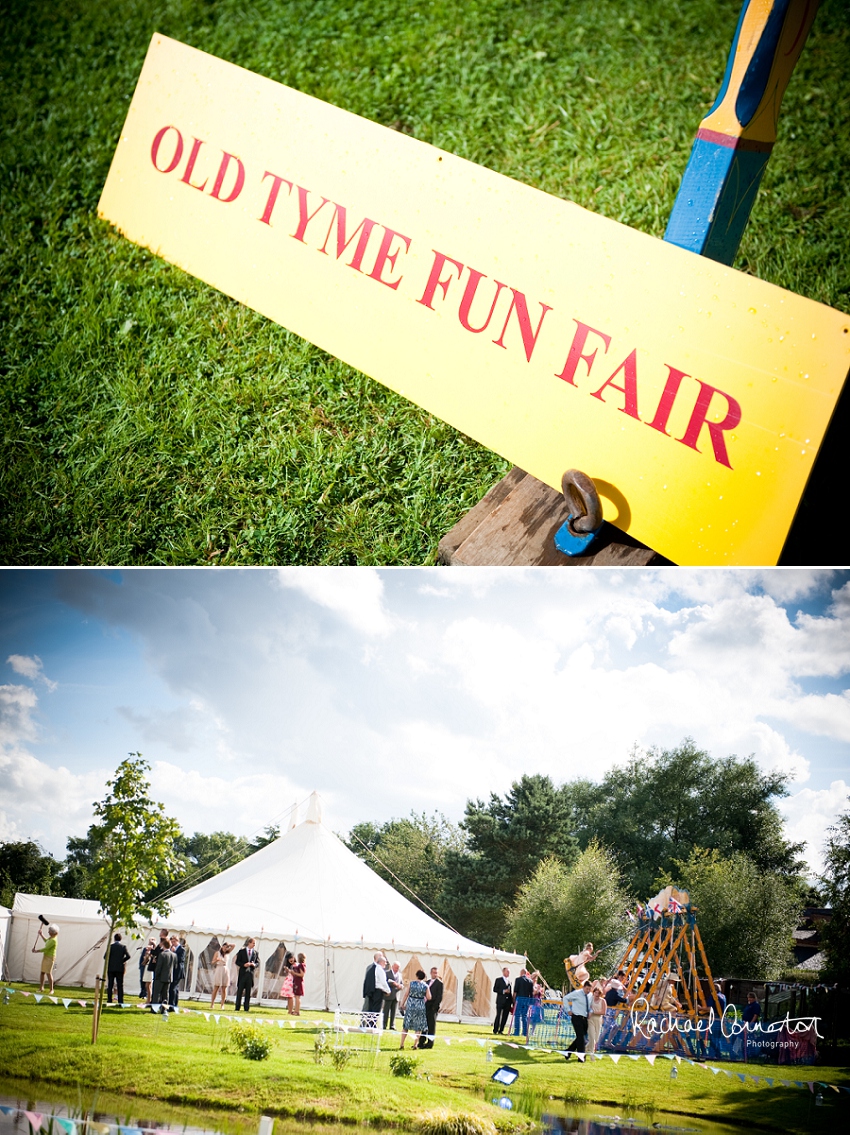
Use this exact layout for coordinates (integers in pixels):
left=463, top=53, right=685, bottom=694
left=0, top=1079, right=755, bottom=1135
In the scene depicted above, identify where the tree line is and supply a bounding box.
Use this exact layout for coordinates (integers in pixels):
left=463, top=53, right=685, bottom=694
left=3, top=739, right=848, bottom=986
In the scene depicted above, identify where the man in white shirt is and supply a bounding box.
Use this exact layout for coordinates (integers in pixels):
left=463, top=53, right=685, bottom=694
left=562, top=981, right=592, bottom=1060
left=363, top=952, right=391, bottom=1015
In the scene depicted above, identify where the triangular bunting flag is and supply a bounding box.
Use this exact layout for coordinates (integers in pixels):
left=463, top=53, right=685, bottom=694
left=0, top=1108, right=16, bottom=1116
left=23, top=1113, right=43, bottom=1131
left=34, top=994, right=43, bottom=1003
left=781, top=1080, right=792, bottom=1088
left=77, top=1000, right=86, bottom=1007
left=48, top=996, right=58, bottom=1004
left=54, top=1117, right=76, bottom=1135
left=750, top=1076, right=760, bottom=1084
left=645, top=1055, right=656, bottom=1065
left=830, top=1085, right=840, bottom=1092
left=203, top=1012, right=210, bottom=1021
left=62, top=999, right=71, bottom=1009
left=765, top=1078, right=774, bottom=1087
left=710, top=1067, right=720, bottom=1075
left=609, top=1054, right=620, bottom=1063
left=20, top=990, right=31, bottom=997
left=807, top=1083, right=814, bottom=1093
left=628, top=1054, right=640, bottom=1061
left=213, top=1014, right=220, bottom=1023
left=722, top=1070, right=732, bottom=1078
left=737, top=1074, right=747, bottom=1083
left=576, top=1053, right=586, bottom=1062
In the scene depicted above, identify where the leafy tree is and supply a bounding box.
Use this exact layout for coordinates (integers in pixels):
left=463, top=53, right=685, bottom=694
left=442, top=774, right=580, bottom=946
left=667, top=847, right=802, bottom=980
left=576, top=739, right=804, bottom=897
left=819, top=796, right=850, bottom=986
left=87, top=754, right=181, bottom=1041
left=346, top=811, right=464, bottom=918
left=0, top=841, right=62, bottom=908
left=149, top=830, right=252, bottom=899
left=504, top=843, right=631, bottom=988
left=249, top=825, right=280, bottom=852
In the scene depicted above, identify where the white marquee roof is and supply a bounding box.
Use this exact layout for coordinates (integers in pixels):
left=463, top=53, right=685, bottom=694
left=163, top=793, right=519, bottom=960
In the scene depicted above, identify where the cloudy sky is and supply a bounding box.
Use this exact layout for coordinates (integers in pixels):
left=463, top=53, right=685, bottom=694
left=1, top=567, right=848, bottom=878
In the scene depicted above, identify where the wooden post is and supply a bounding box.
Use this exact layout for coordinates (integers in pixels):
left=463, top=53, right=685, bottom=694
left=91, top=976, right=102, bottom=1044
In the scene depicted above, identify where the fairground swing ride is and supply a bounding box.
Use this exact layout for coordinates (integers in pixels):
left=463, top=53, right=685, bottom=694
left=556, top=886, right=722, bottom=1058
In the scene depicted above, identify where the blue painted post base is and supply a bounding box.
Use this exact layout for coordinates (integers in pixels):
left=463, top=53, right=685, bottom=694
left=554, top=516, right=603, bottom=557
left=664, top=135, right=771, bottom=265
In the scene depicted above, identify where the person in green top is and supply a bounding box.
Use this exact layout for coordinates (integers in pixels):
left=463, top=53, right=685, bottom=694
left=32, top=923, right=59, bottom=994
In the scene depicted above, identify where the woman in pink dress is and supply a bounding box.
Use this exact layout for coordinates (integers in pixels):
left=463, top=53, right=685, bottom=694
left=290, top=952, right=306, bottom=1016
left=280, top=951, right=296, bottom=1012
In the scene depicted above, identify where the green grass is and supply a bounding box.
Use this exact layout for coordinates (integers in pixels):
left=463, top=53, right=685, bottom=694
left=1, top=984, right=849, bottom=1133
left=2, top=0, right=848, bottom=564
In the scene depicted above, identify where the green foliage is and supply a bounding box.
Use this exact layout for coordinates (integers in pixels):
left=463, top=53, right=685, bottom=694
left=417, top=1110, right=496, bottom=1135
left=820, top=796, right=850, bottom=986
left=0, top=841, right=63, bottom=908
left=87, top=755, right=181, bottom=932
left=444, top=774, right=580, bottom=945
left=668, top=847, right=802, bottom=979
left=313, top=1031, right=330, bottom=1064
left=1, top=0, right=848, bottom=565
left=331, top=1047, right=353, bottom=1070
left=346, top=811, right=464, bottom=918
left=389, top=1052, right=419, bottom=1077
left=504, top=843, right=631, bottom=987
left=223, top=1020, right=272, bottom=1061
left=572, top=739, right=804, bottom=897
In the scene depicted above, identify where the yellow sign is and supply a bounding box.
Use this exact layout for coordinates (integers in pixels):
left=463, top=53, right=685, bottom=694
left=98, top=34, right=850, bottom=566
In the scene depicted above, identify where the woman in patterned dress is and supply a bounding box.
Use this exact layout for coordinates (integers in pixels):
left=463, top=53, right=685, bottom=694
left=399, top=969, right=431, bottom=1049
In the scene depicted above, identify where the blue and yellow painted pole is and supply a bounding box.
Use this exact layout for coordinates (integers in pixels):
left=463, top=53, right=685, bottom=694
left=665, top=0, right=820, bottom=266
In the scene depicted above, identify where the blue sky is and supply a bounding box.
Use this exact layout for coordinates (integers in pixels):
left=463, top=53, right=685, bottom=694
left=1, top=567, right=848, bottom=877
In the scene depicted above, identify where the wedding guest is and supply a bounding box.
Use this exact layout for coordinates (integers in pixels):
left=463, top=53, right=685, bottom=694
left=399, top=969, right=430, bottom=1050
left=139, top=938, right=156, bottom=1003
left=105, top=932, right=131, bottom=1006
left=210, top=942, right=234, bottom=1008
left=586, top=980, right=607, bottom=1054
left=32, top=923, right=59, bottom=994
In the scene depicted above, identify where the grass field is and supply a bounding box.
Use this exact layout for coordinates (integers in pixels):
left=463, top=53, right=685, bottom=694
left=1, top=985, right=849, bottom=1133
left=2, top=0, right=849, bottom=564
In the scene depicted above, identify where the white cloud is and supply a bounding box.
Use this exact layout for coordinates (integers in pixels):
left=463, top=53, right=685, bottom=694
left=780, top=780, right=850, bottom=876
left=276, top=567, right=393, bottom=635
left=6, top=654, right=57, bottom=691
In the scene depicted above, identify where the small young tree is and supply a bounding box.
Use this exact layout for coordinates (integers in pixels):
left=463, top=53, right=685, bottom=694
left=504, top=841, right=631, bottom=987
left=88, top=754, right=180, bottom=1041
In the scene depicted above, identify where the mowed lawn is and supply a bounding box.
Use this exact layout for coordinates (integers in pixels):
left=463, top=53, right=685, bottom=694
left=1, top=0, right=848, bottom=565
left=1, top=986, right=849, bottom=1133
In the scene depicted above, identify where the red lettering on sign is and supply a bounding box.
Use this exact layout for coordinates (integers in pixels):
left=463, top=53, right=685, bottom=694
left=180, top=137, right=208, bottom=192
left=646, top=366, right=688, bottom=435
left=368, top=226, right=412, bottom=290
left=210, top=152, right=245, bottom=203
left=418, top=251, right=465, bottom=309
left=317, top=203, right=377, bottom=273
left=258, top=172, right=294, bottom=225
left=493, top=289, right=553, bottom=363
left=291, top=186, right=330, bottom=244
left=591, top=348, right=640, bottom=419
left=678, top=380, right=742, bottom=468
left=151, top=126, right=184, bottom=173
left=458, top=270, right=506, bottom=333
left=556, top=321, right=612, bottom=385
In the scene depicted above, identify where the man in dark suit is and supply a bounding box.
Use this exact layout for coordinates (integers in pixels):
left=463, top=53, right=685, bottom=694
left=492, top=966, right=513, bottom=1034
left=168, top=934, right=185, bottom=1008
left=150, top=939, right=176, bottom=1019
left=512, top=968, right=534, bottom=1036
left=105, top=933, right=131, bottom=1006
left=362, top=952, right=390, bottom=1016
left=235, top=938, right=259, bottom=1011
left=419, top=966, right=443, bottom=1049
